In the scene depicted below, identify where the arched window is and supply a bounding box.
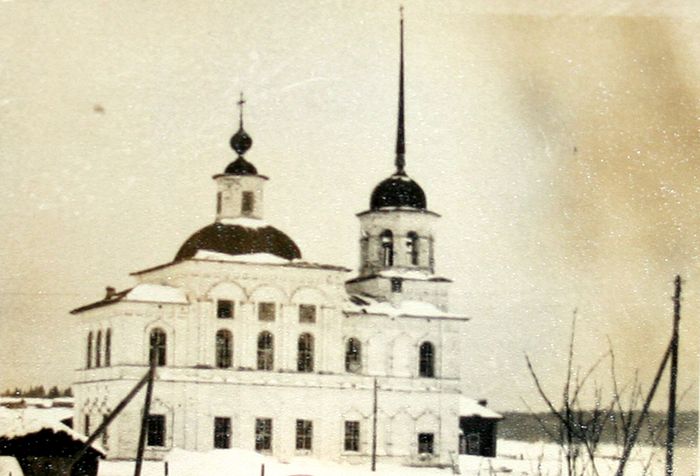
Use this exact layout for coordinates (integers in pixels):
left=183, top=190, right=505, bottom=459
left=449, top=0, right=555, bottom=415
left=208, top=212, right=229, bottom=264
left=87, top=332, right=93, bottom=369
left=105, top=329, right=111, bottom=367
left=345, top=338, right=362, bottom=373
left=406, top=232, right=419, bottom=266
left=149, top=328, right=167, bottom=367
left=360, top=232, right=369, bottom=266
left=257, top=332, right=274, bottom=371
left=297, top=333, right=314, bottom=372
left=419, top=342, right=435, bottom=378
left=216, top=330, right=233, bottom=369
left=380, top=230, right=394, bottom=267
left=95, top=331, right=102, bottom=368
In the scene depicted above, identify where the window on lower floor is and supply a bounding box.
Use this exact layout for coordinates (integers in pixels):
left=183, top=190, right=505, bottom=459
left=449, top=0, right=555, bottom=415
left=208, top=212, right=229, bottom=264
left=296, top=419, right=313, bottom=451
left=217, top=300, right=234, bottom=319
left=258, top=302, right=276, bottom=321
left=418, top=433, right=434, bottom=454
left=299, top=304, right=316, bottom=323
left=214, top=417, right=231, bottom=449
left=391, top=277, right=402, bottom=293
left=84, top=415, right=90, bottom=435
left=147, top=414, right=166, bottom=447
left=255, top=418, right=272, bottom=452
left=344, top=421, right=360, bottom=452
left=102, top=415, right=109, bottom=447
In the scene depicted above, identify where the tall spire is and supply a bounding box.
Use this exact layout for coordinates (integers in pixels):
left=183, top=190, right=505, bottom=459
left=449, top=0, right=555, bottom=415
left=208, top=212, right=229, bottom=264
left=395, top=6, right=406, bottom=175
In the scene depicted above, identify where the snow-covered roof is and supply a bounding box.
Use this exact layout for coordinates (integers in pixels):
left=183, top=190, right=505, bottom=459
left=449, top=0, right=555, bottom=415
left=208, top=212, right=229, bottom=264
left=345, top=294, right=468, bottom=320
left=130, top=254, right=350, bottom=276
left=0, top=408, right=105, bottom=454
left=71, top=283, right=188, bottom=314
left=193, top=250, right=291, bottom=265
left=124, top=283, right=188, bottom=304
left=378, top=269, right=445, bottom=281
left=459, top=396, right=503, bottom=419
left=218, top=217, right=269, bottom=229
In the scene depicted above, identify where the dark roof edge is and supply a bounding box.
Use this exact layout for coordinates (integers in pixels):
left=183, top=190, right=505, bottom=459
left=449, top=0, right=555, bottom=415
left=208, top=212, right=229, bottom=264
left=345, top=274, right=452, bottom=284
left=70, top=289, right=131, bottom=314
left=356, top=208, right=440, bottom=218
left=131, top=257, right=351, bottom=276
left=212, top=173, right=269, bottom=180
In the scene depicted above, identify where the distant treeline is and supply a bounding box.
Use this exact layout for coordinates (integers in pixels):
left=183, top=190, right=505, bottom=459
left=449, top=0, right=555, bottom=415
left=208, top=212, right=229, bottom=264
left=499, top=411, right=698, bottom=448
left=1, top=385, right=72, bottom=398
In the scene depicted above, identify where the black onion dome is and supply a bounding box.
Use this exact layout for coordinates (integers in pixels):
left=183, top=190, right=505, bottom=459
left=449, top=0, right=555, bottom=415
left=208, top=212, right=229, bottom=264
left=225, top=157, right=258, bottom=175
left=175, top=222, right=301, bottom=261
left=230, top=126, right=253, bottom=156
left=370, top=173, right=426, bottom=210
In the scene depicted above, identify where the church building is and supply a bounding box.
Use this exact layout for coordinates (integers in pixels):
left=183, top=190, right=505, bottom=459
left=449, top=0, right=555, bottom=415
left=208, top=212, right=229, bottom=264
left=71, top=13, right=479, bottom=467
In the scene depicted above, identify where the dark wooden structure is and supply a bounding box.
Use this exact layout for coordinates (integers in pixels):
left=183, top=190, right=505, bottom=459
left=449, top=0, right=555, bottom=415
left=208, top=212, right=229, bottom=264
left=458, top=398, right=503, bottom=457
left=0, top=428, right=103, bottom=476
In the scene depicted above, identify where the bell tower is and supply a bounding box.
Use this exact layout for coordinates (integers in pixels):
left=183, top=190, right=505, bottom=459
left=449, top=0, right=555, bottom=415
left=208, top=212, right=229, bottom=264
left=346, top=9, right=451, bottom=310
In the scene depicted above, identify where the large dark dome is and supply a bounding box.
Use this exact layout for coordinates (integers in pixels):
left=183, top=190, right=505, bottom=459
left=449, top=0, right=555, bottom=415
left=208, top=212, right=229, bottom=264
left=175, top=222, right=301, bottom=261
left=370, top=173, right=426, bottom=210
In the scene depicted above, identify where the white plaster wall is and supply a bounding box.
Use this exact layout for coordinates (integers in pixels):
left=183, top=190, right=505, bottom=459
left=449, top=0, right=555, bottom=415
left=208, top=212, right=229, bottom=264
left=73, top=259, right=466, bottom=466
left=215, top=174, right=266, bottom=220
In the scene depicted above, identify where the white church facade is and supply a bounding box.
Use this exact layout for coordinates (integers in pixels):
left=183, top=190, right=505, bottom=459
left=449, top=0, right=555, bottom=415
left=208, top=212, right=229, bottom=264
left=71, top=14, right=485, bottom=467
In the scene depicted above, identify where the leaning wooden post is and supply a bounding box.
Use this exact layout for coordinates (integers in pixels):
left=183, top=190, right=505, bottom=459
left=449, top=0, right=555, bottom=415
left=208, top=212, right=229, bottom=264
left=134, top=353, right=157, bottom=476
left=371, top=377, right=378, bottom=472
left=665, top=275, right=682, bottom=476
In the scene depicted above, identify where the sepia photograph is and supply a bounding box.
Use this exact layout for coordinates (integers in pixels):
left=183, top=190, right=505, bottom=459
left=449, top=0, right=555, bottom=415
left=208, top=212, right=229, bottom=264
left=0, top=1, right=698, bottom=475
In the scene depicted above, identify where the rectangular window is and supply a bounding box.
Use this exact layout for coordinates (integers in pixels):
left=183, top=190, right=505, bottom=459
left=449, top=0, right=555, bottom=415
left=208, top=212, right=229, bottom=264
left=216, top=192, right=222, bottom=214
left=391, top=278, right=402, bottom=293
left=258, top=302, right=276, bottom=321
left=147, top=414, right=166, bottom=447
left=255, top=418, right=272, bottom=452
left=299, top=304, right=316, bottom=323
left=217, top=300, right=234, bottom=319
left=102, top=415, right=109, bottom=447
left=84, top=415, right=90, bottom=435
left=242, top=191, right=254, bottom=215
left=214, top=417, right=231, bottom=449
left=418, top=433, right=434, bottom=454
left=296, top=419, right=313, bottom=451
left=344, top=421, right=360, bottom=452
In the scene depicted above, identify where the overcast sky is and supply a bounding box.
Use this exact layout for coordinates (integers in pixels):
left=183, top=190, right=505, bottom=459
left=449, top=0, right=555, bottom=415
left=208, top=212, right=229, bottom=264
left=1, top=1, right=698, bottom=416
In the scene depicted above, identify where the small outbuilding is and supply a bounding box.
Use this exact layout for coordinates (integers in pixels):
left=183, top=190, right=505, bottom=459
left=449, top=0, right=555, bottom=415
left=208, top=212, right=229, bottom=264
left=0, top=409, right=104, bottom=476
left=458, top=397, right=503, bottom=457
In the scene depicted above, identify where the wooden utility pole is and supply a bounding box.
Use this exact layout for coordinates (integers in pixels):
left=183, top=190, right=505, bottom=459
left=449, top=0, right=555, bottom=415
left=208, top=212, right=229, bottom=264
left=665, top=275, right=682, bottom=476
left=371, top=377, right=378, bottom=472
left=134, top=356, right=157, bottom=476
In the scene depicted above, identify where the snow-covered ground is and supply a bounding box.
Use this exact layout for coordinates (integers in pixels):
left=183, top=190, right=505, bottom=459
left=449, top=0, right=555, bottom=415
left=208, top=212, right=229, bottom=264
left=97, top=440, right=697, bottom=476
